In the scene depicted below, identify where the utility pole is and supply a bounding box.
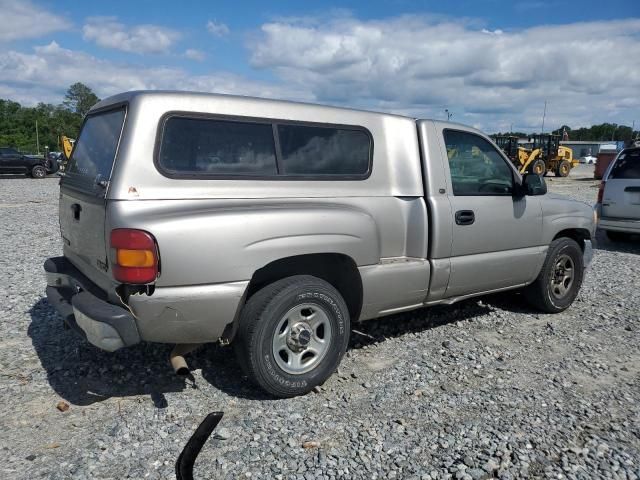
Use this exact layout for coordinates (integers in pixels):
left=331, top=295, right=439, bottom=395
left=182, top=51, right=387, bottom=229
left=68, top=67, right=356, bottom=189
left=541, top=101, right=547, bottom=134
left=611, top=124, right=617, bottom=141
left=35, top=120, right=40, bottom=154
left=445, top=109, right=453, bottom=121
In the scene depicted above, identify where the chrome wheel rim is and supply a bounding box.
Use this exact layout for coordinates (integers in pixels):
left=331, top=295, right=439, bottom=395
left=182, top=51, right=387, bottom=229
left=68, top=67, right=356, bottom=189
left=550, top=254, right=574, bottom=299
left=272, top=303, right=332, bottom=375
left=34, top=168, right=45, bottom=178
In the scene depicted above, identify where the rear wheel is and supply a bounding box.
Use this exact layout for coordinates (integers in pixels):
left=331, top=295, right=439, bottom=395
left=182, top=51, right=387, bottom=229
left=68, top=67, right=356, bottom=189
left=31, top=165, right=46, bottom=178
left=234, top=275, right=350, bottom=398
left=530, top=159, right=546, bottom=176
left=524, top=237, right=584, bottom=313
left=556, top=160, right=571, bottom=177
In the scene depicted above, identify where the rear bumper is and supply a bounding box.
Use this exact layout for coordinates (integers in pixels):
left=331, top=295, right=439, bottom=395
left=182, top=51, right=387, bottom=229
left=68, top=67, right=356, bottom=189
left=44, top=256, right=249, bottom=350
left=599, top=217, right=640, bottom=234
left=44, top=257, right=140, bottom=351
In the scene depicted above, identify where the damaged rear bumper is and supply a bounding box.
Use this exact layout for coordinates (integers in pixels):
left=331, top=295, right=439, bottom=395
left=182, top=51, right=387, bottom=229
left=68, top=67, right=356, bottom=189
left=44, top=256, right=140, bottom=351
left=44, top=256, right=249, bottom=350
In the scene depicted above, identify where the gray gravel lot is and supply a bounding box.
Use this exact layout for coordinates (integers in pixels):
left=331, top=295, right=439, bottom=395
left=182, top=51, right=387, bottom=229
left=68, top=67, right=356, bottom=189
left=0, top=165, right=639, bottom=479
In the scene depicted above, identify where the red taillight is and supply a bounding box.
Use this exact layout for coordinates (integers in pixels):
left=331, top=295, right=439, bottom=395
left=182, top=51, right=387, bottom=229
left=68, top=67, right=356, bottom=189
left=597, top=181, right=605, bottom=203
left=110, top=229, right=159, bottom=284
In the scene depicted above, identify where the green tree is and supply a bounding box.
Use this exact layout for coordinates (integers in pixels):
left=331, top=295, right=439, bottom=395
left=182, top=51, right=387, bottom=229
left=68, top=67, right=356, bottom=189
left=62, top=82, right=100, bottom=117
left=0, top=83, right=92, bottom=153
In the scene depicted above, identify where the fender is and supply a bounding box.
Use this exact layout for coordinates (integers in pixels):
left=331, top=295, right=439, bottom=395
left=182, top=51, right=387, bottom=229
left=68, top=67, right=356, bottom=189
left=108, top=199, right=380, bottom=287
left=540, top=194, right=595, bottom=244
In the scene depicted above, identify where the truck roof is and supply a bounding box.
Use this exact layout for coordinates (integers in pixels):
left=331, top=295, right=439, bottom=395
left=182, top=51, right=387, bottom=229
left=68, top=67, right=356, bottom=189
left=92, top=91, right=488, bottom=136
left=92, top=90, right=420, bottom=123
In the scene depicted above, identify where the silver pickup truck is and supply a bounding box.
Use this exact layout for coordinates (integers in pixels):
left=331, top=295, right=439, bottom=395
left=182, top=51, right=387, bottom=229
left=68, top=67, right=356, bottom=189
left=44, top=91, right=595, bottom=397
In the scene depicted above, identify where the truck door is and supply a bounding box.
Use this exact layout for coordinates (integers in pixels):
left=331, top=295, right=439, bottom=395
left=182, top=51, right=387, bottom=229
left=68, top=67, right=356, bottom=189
left=0, top=148, right=24, bottom=173
left=0, top=149, right=9, bottom=172
left=438, top=128, right=544, bottom=298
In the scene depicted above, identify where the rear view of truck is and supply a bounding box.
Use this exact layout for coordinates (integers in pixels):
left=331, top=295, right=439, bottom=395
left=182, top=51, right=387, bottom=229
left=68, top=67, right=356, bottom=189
left=44, top=105, right=147, bottom=351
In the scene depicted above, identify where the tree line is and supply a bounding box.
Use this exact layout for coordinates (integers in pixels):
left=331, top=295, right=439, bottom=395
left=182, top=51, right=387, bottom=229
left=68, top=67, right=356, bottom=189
left=2, top=83, right=638, bottom=153
left=0, top=83, right=99, bottom=154
left=494, top=123, right=638, bottom=143
left=551, top=124, right=637, bottom=142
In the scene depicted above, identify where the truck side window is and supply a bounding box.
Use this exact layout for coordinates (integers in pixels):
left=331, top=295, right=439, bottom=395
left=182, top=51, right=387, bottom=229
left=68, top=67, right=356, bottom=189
left=159, top=117, right=278, bottom=176
left=443, top=129, right=514, bottom=196
left=277, top=124, right=371, bottom=176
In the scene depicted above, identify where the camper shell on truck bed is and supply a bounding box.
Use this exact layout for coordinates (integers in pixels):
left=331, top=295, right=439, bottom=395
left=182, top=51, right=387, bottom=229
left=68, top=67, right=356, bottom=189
left=45, top=90, right=595, bottom=397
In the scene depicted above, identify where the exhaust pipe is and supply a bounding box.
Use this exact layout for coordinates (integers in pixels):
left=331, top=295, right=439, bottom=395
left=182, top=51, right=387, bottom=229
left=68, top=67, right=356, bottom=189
left=170, top=344, right=202, bottom=376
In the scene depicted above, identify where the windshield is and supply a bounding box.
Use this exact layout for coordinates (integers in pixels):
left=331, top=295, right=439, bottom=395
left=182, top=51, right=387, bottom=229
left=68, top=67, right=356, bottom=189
left=63, top=107, right=126, bottom=194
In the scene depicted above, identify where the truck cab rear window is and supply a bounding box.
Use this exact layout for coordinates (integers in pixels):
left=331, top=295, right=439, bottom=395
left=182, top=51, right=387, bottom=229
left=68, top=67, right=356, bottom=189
left=158, top=117, right=277, bottom=176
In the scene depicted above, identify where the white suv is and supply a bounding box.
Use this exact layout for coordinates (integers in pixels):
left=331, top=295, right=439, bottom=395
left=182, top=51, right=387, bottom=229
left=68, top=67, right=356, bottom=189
left=597, top=147, right=640, bottom=240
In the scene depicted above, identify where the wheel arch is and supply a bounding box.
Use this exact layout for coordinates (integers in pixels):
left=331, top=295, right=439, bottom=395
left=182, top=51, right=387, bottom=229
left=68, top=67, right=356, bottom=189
left=552, top=228, right=591, bottom=251
left=223, top=252, right=363, bottom=343
left=245, top=253, right=363, bottom=322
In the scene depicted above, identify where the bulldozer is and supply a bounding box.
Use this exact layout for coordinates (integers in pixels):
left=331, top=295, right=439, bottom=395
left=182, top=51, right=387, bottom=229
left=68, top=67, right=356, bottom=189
left=494, top=134, right=578, bottom=177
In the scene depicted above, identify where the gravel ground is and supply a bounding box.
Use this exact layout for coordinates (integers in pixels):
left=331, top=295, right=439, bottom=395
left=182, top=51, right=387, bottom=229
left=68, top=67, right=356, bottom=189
left=0, top=165, right=639, bottom=480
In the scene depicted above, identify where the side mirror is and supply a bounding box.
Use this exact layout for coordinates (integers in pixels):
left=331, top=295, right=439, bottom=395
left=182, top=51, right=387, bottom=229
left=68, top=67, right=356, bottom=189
left=520, top=173, right=547, bottom=196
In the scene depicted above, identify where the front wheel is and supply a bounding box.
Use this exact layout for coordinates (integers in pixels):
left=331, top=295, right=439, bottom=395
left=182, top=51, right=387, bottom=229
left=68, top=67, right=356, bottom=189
left=530, top=159, right=546, bottom=176
left=234, top=275, right=350, bottom=398
left=556, top=160, right=571, bottom=177
left=524, top=237, right=584, bottom=313
left=31, top=165, right=46, bottom=178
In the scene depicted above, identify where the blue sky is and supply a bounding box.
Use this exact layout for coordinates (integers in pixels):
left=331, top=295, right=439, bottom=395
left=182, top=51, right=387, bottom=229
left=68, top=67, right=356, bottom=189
left=1, top=0, right=639, bottom=132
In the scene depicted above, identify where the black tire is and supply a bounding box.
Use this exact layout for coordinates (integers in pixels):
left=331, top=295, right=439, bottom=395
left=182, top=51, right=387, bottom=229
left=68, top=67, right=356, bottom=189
left=47, top=158, right=60, bottom=174
left=234, top=275, right=350, bottom=398
left=524, top=237, right=584, bottom=313
left=555, top=160, right=571, bottom=177
left=31, top=165, right=46, bottom=178
left=530, top=159, right=546, bottom=176
left=605, top=230, right=629, bottom=242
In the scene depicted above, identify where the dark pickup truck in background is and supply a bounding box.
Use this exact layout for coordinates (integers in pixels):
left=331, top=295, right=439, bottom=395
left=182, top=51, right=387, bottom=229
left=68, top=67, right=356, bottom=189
left=0, top=147, right=59, bottom=178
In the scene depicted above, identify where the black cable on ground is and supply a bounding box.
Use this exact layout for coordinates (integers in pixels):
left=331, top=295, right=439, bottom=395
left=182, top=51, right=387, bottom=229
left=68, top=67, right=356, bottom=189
left=175, top=411, right=224, bottom=480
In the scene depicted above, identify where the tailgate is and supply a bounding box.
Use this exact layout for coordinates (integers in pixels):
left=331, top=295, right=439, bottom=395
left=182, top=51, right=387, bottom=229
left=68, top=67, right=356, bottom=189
left=59, top=188, right=110, bottom=287
left=59, top=107, right=126, bottom=288
left=602, top=150, right=640, bottom=219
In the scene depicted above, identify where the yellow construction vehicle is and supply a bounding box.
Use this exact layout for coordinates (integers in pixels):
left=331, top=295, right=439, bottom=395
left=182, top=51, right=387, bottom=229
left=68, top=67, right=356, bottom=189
left=58, top=135, right=75, bottom=171
left=60, top=136, right=74, bottom=160
left=495, top=134, right=578, bottom=177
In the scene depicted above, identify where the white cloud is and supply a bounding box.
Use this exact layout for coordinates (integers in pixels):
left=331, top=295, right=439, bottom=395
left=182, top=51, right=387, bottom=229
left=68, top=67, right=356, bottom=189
left=2, top=11, right=639, bottom=134
left=82, top=16, right=180, bottom=54
left=206, top=20, right=230, bottom=37
left=0, top=41, right=311, bottom=106
left=249, top=15, right=640, bottom=131
left=0, top=0, right=71, bottom=42
left=184, top=48, right=206, bottom=61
